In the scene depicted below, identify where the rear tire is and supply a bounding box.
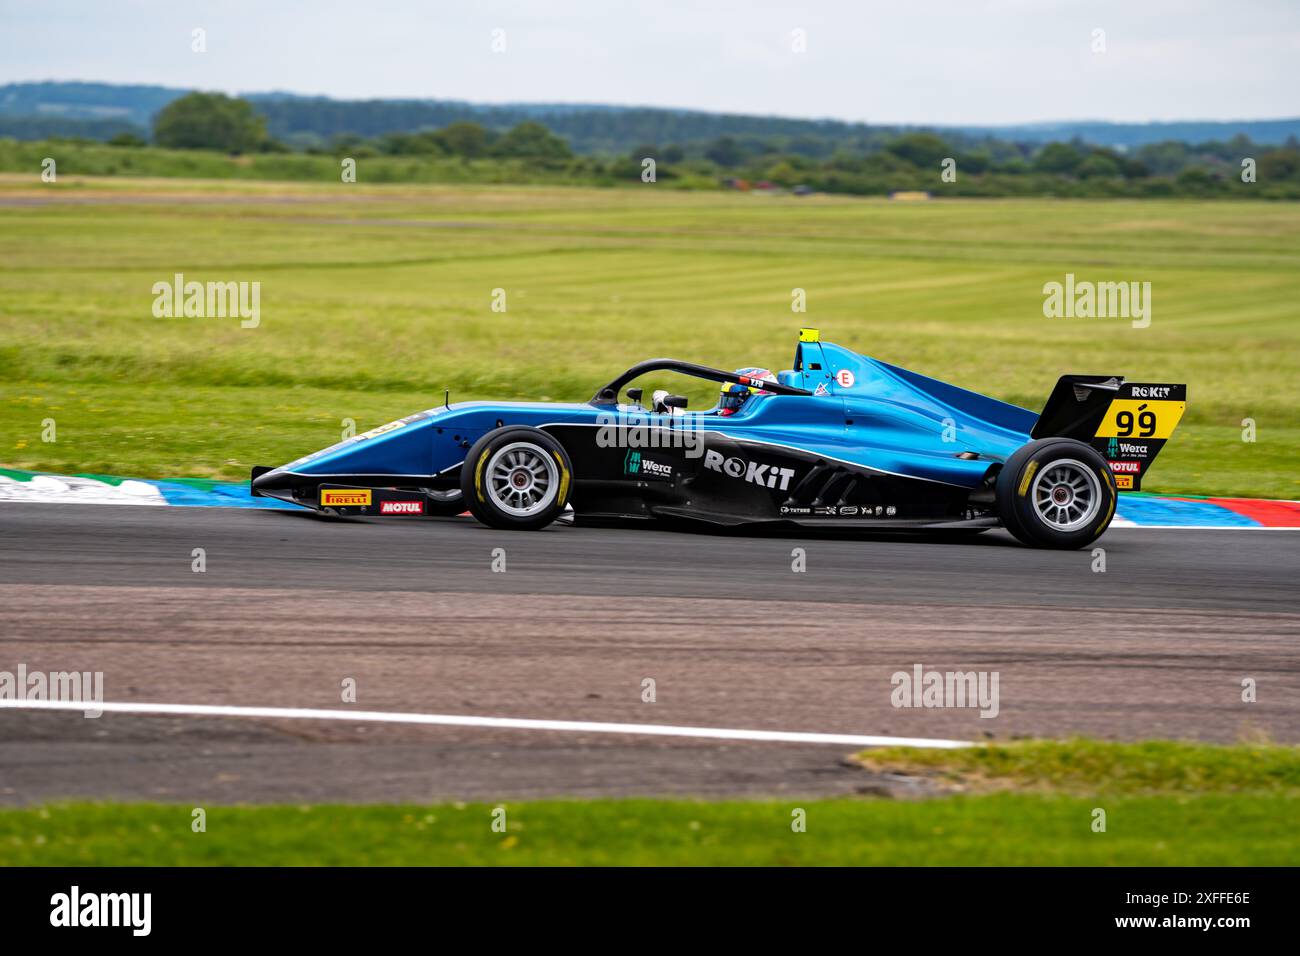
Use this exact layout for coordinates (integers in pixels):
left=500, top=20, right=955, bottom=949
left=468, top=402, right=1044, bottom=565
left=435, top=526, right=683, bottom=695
left=995, top=438, right=1116, bottom=549
left=461, top=426, right=573, bottom=530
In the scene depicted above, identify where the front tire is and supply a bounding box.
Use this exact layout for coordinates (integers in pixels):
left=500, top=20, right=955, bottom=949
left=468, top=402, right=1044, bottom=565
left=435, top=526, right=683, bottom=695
left=461, top=426, right=572, bottom=530
left=995, top=438, right=1116, bottom=549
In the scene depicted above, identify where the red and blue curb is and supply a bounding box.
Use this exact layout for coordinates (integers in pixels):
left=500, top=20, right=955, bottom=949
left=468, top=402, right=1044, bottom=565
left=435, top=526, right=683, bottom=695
left=1109, top=493, right=1300, bottom=529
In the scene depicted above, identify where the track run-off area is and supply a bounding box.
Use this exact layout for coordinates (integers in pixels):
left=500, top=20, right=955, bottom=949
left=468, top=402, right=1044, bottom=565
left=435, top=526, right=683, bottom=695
left=1, top=501, right=1297, bottom=803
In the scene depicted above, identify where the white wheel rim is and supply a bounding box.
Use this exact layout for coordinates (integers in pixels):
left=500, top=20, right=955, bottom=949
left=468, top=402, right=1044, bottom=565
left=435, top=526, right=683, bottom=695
left=1030, top=458, right=1102, bottom=532
left=486, top=442, right=559, bottom=517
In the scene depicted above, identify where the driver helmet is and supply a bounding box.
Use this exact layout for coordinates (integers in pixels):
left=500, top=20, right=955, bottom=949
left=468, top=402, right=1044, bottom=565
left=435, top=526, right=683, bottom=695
left=718, top=367, right=777, bottom=416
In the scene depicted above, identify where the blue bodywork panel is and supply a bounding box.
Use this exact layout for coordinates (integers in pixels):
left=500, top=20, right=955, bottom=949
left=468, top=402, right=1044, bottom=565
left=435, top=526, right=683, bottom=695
left=269, top=340, right=1035, bottom=492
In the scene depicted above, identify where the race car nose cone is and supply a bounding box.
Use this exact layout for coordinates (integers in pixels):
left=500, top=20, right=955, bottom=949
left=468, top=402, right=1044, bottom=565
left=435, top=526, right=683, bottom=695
left=250, top=466, right=288, bottom=497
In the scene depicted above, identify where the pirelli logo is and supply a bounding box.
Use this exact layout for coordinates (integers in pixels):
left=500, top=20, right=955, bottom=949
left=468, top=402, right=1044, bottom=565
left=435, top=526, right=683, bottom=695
left=320, top=489, right=372, bottom=507
left=1017, top=460, right=1038, bottom=497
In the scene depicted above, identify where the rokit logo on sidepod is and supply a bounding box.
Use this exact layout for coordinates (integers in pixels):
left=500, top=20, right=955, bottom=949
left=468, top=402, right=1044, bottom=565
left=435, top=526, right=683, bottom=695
left=702, top=450, right=795, bottom=490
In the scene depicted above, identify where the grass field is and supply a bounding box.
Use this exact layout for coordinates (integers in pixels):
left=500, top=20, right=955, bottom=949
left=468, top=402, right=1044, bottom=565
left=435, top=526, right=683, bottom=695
left=1, top=175, right=1296, bottom=497
left=3, top=741, right=1295, bottom=865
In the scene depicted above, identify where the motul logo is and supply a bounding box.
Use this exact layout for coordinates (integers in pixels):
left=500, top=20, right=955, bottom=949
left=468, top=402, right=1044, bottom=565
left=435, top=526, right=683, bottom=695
left=380, top=500, right=424, bottom=514
left=1108, top=461, right=1142, bottom=474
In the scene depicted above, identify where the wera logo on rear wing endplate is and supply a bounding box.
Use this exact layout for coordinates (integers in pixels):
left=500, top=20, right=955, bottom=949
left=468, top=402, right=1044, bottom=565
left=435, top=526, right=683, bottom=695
left=1033, top=377, right=1186, bottom=491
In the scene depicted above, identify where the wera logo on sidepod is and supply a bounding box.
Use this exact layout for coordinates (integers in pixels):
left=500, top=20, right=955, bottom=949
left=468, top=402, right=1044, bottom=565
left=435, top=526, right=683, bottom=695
left=624, top=450, right=672, bottom=479
left=703, top=450, right=795, bottom=490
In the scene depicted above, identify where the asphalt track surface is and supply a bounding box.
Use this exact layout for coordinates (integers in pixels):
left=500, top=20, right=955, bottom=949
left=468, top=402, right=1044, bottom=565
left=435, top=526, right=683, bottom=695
left=1, top=503, right=1297, bottom=804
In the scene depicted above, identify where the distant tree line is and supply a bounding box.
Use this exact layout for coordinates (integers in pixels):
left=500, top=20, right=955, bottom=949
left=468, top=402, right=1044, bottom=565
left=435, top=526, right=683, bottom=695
left=147, top=93, right=575, bottom=163
left=0, top=115, right=144, bottom=142
left=688, top=130, right=1300, bottom=197
left=18, top=92, right=1300, bottom=197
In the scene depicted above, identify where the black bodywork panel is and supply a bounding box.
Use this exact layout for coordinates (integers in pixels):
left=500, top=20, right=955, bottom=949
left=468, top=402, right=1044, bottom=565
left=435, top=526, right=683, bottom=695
left=543, top=424, right=989, bottom=530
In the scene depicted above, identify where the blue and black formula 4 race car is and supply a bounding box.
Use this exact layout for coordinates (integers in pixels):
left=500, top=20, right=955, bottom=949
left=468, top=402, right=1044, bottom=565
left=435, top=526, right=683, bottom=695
left=251, top=329, right=1185, bottom=549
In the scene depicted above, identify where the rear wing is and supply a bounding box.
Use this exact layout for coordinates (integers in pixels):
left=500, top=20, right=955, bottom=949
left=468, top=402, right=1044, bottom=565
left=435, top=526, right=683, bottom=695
left=1032, top=376, right=1186, bottom=491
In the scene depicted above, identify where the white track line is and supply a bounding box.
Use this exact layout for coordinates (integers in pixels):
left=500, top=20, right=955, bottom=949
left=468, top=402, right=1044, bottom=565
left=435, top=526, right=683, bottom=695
left=0, top=699, right=971, bottom=749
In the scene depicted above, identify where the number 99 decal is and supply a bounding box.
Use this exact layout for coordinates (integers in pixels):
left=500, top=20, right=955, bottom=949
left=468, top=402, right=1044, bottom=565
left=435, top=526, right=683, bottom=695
left=1115, top=406, right=1158, bottom=437
left=1096, top=399, right=1185, bottom=440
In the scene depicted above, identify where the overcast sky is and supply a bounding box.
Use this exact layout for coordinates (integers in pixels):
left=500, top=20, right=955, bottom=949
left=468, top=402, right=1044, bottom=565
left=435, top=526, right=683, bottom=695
left=2, top=0, right=1297, bottom=124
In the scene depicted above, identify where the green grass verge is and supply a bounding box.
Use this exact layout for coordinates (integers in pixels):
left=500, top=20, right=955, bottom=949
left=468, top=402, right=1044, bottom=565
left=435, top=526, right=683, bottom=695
left=856, top=738, right=1300, bottom=794
left=0, top=794, right=1295, bottom=866
left=1, top=178, right=1296, bottom=497
left=0, top=139, right=706, bottom=189
left=3, top=740, right=1296, bottom=865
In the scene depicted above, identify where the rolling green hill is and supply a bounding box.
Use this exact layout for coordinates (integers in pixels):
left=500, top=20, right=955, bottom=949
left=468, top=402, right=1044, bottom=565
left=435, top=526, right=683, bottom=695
left=4, top=81, right=1299, bottom=153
